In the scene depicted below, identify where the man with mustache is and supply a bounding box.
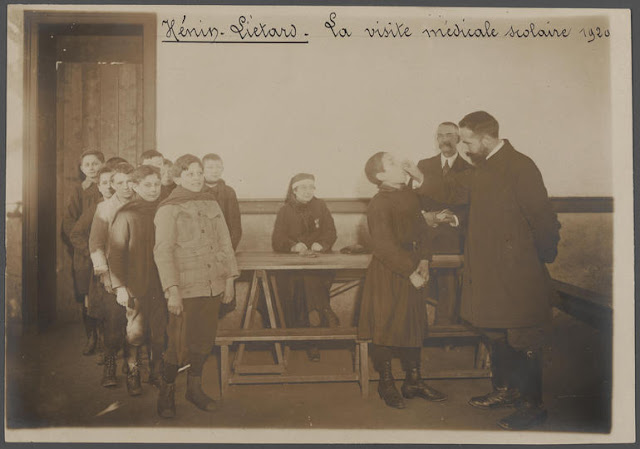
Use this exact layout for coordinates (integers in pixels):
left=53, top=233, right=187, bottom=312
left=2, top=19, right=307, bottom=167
left=407, top=121, right=473, bottom=324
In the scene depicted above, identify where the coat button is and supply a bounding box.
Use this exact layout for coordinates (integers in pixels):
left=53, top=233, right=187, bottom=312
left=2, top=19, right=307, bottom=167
left=201, top=229, right=205, bottom=233
left=207, top=264, right=211, bottom=268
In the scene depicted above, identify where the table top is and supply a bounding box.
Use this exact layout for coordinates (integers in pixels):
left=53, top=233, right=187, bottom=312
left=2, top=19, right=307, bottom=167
left=235, top=251, right=463, bottom=271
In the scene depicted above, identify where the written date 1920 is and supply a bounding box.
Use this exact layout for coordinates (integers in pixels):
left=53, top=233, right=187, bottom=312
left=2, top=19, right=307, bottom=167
left=579, top=26, right=610, bottom=43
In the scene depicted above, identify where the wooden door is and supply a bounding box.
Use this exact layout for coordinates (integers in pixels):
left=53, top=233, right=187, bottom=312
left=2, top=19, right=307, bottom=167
left=55, top=35, right=144, bottom=322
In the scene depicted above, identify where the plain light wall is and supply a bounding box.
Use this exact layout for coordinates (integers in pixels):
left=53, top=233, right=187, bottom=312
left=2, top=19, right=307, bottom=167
left=7, top=6, right=613, bottom=205
left=154, top=7, right=612, bottom=199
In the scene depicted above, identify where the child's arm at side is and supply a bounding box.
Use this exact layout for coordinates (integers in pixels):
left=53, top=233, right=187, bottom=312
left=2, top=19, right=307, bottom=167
left=368, top=203, right=418, bottom=277
left=227, top=186, right=243, bottom=251
left=69, top=204, right=96, bottom=256
left=107, top=213, right=131, bottom=305
left=213, top=203, right=240, bottom=304
left=62, top=186, right=82, bottom=242
left=89, top=204, right=110, bottom=274
left=153, top=205, right=180, bottom=294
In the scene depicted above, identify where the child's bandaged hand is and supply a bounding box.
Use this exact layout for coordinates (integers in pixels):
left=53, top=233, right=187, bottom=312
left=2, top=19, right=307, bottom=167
left=291, top=242, right=308, bottom=253
left=101, top=274, right=113, bottom=293
left=410, top=272, right=428, bottom=289
left=222, top=279, right=235, bottom=304
left=311, top=242, right=323, bottom=252
left=416, top=260, right=430, bottom=280
left=115, top=287, right=130, bottom=308
left=94, top=264, right=109, bottom=275
left=166, top=287, right=183, bottom=316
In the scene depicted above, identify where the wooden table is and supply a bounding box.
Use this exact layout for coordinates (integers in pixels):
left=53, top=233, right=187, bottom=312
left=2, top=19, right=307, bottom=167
left=215, top=252, right=488, bottom=398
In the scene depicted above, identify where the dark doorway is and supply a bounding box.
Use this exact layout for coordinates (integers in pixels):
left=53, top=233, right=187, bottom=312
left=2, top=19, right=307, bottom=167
left=23, top=13, right=156, bottom=332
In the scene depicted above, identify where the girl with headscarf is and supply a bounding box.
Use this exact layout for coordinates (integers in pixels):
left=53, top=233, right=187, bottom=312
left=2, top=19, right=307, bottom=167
left=271, top=173, right=339, bottom=361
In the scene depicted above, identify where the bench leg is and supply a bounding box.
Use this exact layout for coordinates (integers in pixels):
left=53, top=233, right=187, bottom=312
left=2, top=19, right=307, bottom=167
left=358, top=341, right=369, bottom=399
left=235, top=272, right=259, bottom=369
left=474, top=340, right=490, bottom=370
left=220, top=344, right=229, bottom=397
left=269, top=273, right=289, bottom=366
left=260, top=271, right=285, bottom=367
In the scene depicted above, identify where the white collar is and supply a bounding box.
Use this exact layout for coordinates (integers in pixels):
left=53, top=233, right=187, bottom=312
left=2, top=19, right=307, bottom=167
left=486, top=140, right=504, bottom=160
left=440, top=152, right=458, bottom=168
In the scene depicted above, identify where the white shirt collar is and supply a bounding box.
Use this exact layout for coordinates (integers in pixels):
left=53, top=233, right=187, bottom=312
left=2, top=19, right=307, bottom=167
left=486, top=139, right=504, bottom=160
left=440, top=152, right=458, bottom=168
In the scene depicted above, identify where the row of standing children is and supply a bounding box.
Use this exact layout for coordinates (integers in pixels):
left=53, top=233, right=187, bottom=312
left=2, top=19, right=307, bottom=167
left=62, top=150, right=243, bottom=417
left=63, top=148, right=438, bottom=415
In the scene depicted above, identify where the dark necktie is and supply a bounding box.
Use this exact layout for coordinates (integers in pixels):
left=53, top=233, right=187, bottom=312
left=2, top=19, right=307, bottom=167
left=443, top=160, right=451, bottom=176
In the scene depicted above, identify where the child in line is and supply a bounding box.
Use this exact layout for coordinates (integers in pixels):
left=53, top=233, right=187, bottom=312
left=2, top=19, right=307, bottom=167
left=359, top=152, right=447, bottom=409
left=140, top=149, right=164, bottom=169
left=271, top=173, right=338, bottom=362
left=89, top=162, right=135, bottom=389
left=202, top=153, right=242, bottom=250
left=160, top=158, right=176, bottom=201
left=62, top=149, right=105, bottom=356
left=69, top=164, right=118, bottom=365
left=154, top=154, right=239, bottom=418
left=108, top=165, right=166, bottom=395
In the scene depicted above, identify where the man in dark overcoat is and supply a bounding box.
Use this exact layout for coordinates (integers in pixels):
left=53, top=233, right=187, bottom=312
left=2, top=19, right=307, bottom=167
left=412, top=111, right=561, bottom=430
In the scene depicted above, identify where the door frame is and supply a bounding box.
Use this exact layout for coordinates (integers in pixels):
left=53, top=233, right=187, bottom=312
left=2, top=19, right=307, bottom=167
left=22, top=11, right=156, bottom=331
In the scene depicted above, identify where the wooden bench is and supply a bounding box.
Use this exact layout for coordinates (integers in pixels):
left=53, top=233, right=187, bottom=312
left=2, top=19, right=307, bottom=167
left=551, top=279, right=612, bottom=330
left=216, top=327, right=370, bottom=397
left=215, top=324, right=490, bottom=398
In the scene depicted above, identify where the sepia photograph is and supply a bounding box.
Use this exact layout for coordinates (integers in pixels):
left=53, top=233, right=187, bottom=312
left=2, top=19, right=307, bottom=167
left=3, top=3, right=634, bottom=444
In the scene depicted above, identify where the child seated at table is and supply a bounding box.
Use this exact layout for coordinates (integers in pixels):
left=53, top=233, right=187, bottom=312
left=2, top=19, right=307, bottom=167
left=154, top=154, right=239, bottom=418
left=359, top=152, right=448, bottom=409
left=271, top=173, right=338, bottom=362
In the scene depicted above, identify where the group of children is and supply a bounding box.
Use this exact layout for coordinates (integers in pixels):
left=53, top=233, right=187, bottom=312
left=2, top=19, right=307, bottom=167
left=63, top=147, right=446, bottom=416
left=63, top=150, right=242, bottom=417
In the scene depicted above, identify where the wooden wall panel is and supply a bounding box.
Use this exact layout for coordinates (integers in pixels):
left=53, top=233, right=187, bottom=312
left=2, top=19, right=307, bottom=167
left=81, top=63, right=100, bottom=152
left=135, top=64, right=144, bottom=161
left=99, top=64, right=119, bottom=159
left=57, top=35, right=142, bottom=64
left=118, top=64, right=139, bottom=165
left=58, top=63, right=84, bottom=321
left=55, top=61, right=68, bottom=322
left=56, top=60, right=143, bottom=322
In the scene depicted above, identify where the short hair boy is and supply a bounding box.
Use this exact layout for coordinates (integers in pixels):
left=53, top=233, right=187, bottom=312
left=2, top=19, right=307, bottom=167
left=202, top=153, right=242, bottom=250
left=62, top=149, right=105, bottom=356
left=89, top=161, right=134, bottom=388
left=359, top=151, right=447, bottom=409
left=159, top=158, right=176, bottom=201
left=140, top=150, right=164, bottom=169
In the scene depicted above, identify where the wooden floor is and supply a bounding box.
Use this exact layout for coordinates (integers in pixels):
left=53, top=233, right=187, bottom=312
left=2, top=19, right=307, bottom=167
left=5, top=309, right=611, bottom=436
